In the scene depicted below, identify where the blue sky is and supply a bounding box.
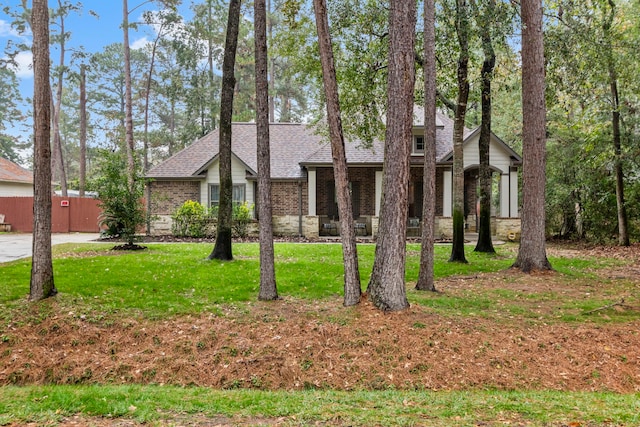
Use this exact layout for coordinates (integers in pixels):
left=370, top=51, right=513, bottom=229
left=1, top=1, right=191, bottom=102
left=1, top=1, right=193, bottom=146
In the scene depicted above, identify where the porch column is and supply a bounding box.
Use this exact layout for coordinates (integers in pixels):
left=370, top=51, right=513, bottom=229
left=308, top=168, right=316, bottom=216
left=509, top=167, right=519, bottom=217
left=375, top=170, right=383, bottom=216
left=443, top=167, right=452, bottom=217
left=500, top=173, right=510, bottom=217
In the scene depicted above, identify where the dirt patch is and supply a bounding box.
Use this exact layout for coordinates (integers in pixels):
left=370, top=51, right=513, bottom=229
left=2, top=293, right=639, bottom=393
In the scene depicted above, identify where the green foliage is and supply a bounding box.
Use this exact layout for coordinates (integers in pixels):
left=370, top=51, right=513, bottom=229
left=171, top=200, right=216, bottom=238
left=544, top=0, right=640, bottom=243
left=0, top=68, right=27, bottom=163
left=232, top=201, right=253, bottom=238
left=170, top=200, right=254, bottom=238
left=94, top=151, right=146, bottom=245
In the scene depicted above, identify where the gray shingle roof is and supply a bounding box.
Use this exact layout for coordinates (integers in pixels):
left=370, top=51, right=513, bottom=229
left=147, top=123, right=324, bottom=180
left=146, top=112, right=467, bottom=179
left=302, top=112, right=458, bottom=165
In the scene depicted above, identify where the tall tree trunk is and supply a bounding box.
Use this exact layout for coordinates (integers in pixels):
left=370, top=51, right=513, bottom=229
left=313, top=0, right=362, bottom=307
left=79, top=64, right=87, bottom=198
left=123, top=0, right=136, bottom=191
left=209, top=0, right=241, bottom=261
left=267, top=0, right=276, bottom=123
left=51, top=97, right=68, bottom=197
left=52, top=0, right=68, bottom=197
left=143, top=29, right=164, bottom=173
left=512, top=0, right=552, bottom=272
left=255, top=0, right=278, bottom=300
left=449, top=0, right=470, bottom=263
left=30, top=0, right=56, bottom=301
left=603, top=0, right=629, bottom=247
left=416, top=0, right=437, bottom=292
left=207, top=0, right=217, bottom=131
left=367, top=0, right=416, bottom=312
left=473, top=0, right=496, bottom=254
left=610, top=68, right=629, bottom=246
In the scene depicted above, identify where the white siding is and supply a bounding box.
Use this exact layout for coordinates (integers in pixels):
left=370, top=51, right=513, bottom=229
left=462, top=134, right=513, bottom=174
left=0, top=182, right=33, bottom=197
left=463, top=135, right=480, bottom=167
left=488, top=138, right=513, bottom=174
left=200, top=156, right=254, bottom=207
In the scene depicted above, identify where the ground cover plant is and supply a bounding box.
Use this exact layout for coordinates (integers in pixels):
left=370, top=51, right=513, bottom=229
left=1, top=241, right=640, bottom=426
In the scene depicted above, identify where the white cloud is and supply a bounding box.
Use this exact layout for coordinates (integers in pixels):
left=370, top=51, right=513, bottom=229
left=0, top=20, right=17, bottom=37
left=11, top=51, right=33, bottom=79
left=0, top=18, right=30, bottom=38
left=131, top=36, right=150, bottom=50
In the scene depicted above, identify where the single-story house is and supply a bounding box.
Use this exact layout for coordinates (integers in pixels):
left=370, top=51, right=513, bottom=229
left=146, top=111, right=522, bottom=239
left=0, top=157, right=33, bottom=197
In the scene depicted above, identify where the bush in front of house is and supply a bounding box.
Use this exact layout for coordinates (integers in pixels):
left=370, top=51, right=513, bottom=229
left=232, top=202, right=254, bottom=238
left=171, top=201, right=216, bottom=238
left=171, top=200, right=254, bottom=238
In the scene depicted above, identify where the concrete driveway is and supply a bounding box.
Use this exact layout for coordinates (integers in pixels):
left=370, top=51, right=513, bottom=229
left=0, top=233, right=101, bottom=264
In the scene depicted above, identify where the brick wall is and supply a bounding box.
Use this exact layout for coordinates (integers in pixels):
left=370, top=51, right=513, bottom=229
left=316, top=167, right=377, bottom=217
left=271, top=181, right=307, bottom=216
left=149, top=180, right=201, bottom=215
left=349, top=168, right=376, bottom=216
left=316, top=168, right=331, bottom=217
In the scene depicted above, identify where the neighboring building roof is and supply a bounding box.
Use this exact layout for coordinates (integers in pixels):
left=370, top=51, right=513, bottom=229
left=0, top=157, right=33, bottom=184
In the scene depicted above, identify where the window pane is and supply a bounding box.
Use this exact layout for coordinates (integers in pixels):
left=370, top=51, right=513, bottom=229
left=210, top=185, right=220, bottom=207
left=232, top=184, right=245, bottom=203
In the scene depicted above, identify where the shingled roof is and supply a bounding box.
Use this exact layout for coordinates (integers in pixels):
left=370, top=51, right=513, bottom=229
left=147, top=112, right=469, bottom=179
left=0, top=157, right=33, bottom=184
left=300, top=112, right=457, bottom=165
left=147, top=123, right=324, bottom=180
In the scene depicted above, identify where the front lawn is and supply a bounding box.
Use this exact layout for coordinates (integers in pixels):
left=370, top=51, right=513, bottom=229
left=1, top=241, right=639, bottom=426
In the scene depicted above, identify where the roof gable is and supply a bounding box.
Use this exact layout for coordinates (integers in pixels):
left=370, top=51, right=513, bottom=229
left=0, top=157, right=33, bottom=184
left=439, top=127, right=523, bottom=164
left=147, top=123, right=324, bottom=180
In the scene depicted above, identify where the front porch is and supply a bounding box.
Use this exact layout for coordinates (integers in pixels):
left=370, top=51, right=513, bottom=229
left=306, top=165, right=520, bottom=240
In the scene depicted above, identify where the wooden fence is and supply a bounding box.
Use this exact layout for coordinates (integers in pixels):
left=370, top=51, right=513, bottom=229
left=0, top=196, right=103, bottom=233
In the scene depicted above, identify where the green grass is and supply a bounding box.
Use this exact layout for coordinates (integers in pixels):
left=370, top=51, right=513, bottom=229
left=0, top=242, right=634, bottom=324
left=0, top=243, right=514, bottom=318
left=1, top=242, right=639, bottom=425
left=0, top=385, right=638, bottom=426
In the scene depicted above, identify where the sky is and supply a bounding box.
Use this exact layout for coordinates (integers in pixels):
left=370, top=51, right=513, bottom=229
left=1, top=1, right=178, bottom=92
left=1, top=1, right=192, bottom=150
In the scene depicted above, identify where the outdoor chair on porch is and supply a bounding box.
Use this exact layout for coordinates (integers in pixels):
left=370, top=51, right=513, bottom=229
left=322, top=222, right=338, bottom=236
left=407, top=217, right=421, bottom=237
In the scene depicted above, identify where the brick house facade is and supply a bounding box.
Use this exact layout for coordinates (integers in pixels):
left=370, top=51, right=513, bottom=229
left=147, top=114, right=522, bottom=239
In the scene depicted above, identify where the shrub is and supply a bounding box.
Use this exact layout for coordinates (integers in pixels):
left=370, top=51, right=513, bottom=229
left=232, top=202, right=254, bottom=238
left=171, top=201, right=215, bottom=238
left=95, top=151, right=146, bottom=246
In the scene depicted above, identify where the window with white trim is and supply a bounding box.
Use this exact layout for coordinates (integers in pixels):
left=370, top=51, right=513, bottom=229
left=209, top=184, right=246, bottom=208
left=413, top=135, right=425, bottom=154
